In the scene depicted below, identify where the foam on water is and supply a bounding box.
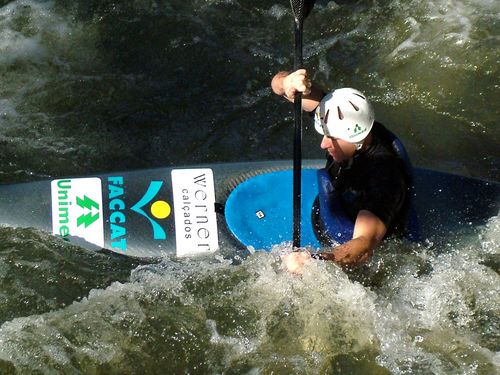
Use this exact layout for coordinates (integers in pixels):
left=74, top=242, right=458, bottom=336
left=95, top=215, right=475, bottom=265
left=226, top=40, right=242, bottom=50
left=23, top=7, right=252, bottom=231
left=0, top=215, right=498, bottom=373
left=0, top=248, right=379, bottom=372
left=0, top=1, right=78, bottom=67
left=373, top=215, right=500, bottom=374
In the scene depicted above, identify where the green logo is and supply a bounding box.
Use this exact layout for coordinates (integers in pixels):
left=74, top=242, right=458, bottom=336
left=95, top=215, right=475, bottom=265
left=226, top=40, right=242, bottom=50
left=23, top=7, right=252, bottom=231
left=350, top=124, right=366, bottom=139
left=76, top=195, right=100, bottom=228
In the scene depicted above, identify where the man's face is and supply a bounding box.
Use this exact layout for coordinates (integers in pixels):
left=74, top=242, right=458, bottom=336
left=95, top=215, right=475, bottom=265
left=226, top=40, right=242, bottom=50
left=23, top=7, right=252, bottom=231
left=320, top=135, right=356, bottom=162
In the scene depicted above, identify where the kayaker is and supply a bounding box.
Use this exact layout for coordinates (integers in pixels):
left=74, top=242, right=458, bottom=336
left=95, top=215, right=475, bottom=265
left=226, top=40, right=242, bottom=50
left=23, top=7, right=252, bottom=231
left=271, top=69, right=412, bottom=272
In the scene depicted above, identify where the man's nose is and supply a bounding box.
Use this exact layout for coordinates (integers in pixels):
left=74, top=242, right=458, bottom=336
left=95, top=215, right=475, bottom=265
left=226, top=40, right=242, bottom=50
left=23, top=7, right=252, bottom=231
left=320, top=136, right=332, bottom=149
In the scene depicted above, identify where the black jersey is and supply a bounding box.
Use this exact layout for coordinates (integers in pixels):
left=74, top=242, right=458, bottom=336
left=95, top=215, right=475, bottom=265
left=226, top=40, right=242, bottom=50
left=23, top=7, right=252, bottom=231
left=326, top=122, right=411, bottom=236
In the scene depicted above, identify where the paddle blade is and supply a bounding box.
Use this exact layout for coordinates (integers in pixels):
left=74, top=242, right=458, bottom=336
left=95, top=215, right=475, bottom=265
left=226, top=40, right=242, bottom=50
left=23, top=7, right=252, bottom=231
left=290, top=0, right=316, bottom=23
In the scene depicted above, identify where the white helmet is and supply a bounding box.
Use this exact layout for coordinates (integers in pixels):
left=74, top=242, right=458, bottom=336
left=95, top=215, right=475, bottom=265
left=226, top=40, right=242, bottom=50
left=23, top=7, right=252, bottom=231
left=314, top=88, right=375, bottom=144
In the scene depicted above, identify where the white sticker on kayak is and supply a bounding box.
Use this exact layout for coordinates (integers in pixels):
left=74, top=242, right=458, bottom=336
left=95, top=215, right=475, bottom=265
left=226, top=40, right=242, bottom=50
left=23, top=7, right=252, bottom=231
left=51, top=178, right=104, bottom=247
left=171, top=168, right=219, bottom=257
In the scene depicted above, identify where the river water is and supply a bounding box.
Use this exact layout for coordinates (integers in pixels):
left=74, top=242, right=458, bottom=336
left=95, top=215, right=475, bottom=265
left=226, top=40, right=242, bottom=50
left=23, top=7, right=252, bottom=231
left=0, top=0, right=499, bottom=374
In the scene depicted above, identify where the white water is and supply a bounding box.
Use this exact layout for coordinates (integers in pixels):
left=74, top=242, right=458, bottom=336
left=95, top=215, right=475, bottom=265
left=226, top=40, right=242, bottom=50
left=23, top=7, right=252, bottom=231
left=0, top=215, right=498, bottom=373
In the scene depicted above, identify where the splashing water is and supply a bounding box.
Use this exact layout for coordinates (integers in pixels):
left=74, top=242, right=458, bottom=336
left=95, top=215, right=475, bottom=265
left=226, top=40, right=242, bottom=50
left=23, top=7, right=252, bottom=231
left=1, top=215, right=498, bottom=373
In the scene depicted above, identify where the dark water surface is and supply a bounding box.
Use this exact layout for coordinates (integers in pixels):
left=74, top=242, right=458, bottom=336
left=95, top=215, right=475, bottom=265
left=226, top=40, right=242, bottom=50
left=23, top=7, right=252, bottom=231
left=0, top=0, right=499, bottom=374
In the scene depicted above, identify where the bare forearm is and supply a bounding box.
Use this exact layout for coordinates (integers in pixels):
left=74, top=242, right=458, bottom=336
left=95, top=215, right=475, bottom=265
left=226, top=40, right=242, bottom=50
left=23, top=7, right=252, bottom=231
left=285, top=235, right=378, bottom=274
left=316, top=236, right=377, bottom=268
left=334, top=236, right=376, bottom=266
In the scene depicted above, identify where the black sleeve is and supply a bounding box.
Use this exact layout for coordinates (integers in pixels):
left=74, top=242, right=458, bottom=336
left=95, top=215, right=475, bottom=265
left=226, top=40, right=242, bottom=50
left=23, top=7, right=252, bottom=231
left=362, top=160, right=408, bottom=230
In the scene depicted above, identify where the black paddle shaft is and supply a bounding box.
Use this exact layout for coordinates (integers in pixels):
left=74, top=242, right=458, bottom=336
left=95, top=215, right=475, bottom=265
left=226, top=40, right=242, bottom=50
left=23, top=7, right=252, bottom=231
left=290, top=0, right=315, bottom=248
left=292, top=21, right=303, bottom=248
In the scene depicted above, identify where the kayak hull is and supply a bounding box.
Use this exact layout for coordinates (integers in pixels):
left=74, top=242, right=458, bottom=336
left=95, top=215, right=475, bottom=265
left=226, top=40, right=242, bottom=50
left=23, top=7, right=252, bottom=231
left=0, top=160, right=497, bottom=258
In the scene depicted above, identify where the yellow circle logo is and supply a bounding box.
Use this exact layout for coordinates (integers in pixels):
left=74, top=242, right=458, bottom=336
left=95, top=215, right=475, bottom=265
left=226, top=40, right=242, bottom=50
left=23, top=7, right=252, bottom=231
left=150, top=200, right=171, bottom=219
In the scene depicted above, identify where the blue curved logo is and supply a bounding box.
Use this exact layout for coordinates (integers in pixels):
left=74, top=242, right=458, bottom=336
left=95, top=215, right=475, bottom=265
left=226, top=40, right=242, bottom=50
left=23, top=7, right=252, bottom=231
left=130, top=181, right=167, bottom=240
